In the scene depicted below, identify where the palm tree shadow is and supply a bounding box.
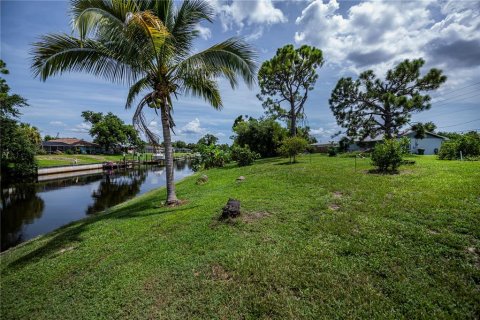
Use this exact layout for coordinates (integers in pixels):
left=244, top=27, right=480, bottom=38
left=5, top=201, right=197, bottom=270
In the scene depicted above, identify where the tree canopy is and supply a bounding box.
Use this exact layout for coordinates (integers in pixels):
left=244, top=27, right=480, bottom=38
left=232, top=115, right=287, bottom=158
left=329, top=58, right=446, bottom=140
left=0, top=60, right=37, bottom=180
left=81, top=111, right=145, bottom=152
left=411, top=121, right=437, bottom=139
left=257, top=44, right=324, bottom=136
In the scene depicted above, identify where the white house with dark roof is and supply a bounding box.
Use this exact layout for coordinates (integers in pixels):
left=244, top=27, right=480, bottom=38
left=349, top=131, right=448, bottom=155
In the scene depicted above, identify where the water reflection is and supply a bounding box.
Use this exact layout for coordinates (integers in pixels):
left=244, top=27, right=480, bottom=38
left=0, top=162, right=192, bottom=252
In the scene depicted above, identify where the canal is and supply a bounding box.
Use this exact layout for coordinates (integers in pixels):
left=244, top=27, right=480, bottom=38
left=0, top=161, right=193, bottom=252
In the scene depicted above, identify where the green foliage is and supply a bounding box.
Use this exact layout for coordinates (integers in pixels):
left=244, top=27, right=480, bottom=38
left=399, top=136, right=411, bottom=154
left=278, top=137, right=308, bottom=163
left=232, top=116, right=287, bottom=157
left=43, top=134, right=55, bottom=141
left=371, top=139, right=404, bottom=172
left=0, top=60, right=37, bottom=180
left=193, top=144, right=230, bottom=171
left=412, top=121, right=437, bottom=139
left=438, top=131, right=480, bottom=160
left=257, top=44, right=324, bottom=136
left=172, top=140, right=188, bottom=149
left=231, top=145, right=260, bottom=166
left=327, top=147, right=337, bottom=157
left=330, top=59, right=446, bottom=139
left=197, top=134, right=219, bottom=147
left=81, top=111, right=144, bottom=152
left=18, top=123, right=41, bottom=148
left=338, top=137, right=350, bottom=153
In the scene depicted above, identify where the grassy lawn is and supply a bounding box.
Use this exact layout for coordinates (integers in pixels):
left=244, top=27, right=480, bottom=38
left=1, top=155, right=479, bottom=319
left=35, top=153, right=192, bottom=167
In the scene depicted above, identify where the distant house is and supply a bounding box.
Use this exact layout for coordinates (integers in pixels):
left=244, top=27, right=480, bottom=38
left=42, top=138, right=102, bottom=154
left=311, top=142, right=338, bottom=153
left=349, top=131, right=448, bottom=155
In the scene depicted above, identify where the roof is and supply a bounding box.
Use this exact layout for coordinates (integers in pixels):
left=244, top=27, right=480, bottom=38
left=42, top=138, right=99, bottom=147
left=353, top=131, right=448, bottom=142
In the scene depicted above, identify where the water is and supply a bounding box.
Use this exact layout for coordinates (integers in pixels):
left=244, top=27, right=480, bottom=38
left=0, top=161, right=193, bottom=252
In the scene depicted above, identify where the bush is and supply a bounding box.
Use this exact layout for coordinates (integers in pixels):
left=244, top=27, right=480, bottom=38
left=438, top=141, right=458, bottom=160
left=278, top=137, right=308, bottom=163
left=231, top=145, right=260, bottom=167
left=193, top=144, right=230, bottom=171
left=371, top=139, right=403, bottom=172
left=328, top=147, right=337, bottom=157
left=438, top=131, right=480, bottom=160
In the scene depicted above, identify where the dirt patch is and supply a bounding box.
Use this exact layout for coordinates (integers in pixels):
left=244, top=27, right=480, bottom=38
left=328, top=204, right=341, bottom=211
left=241, top=211, right=271, bottom=223
left=332, top=191, right=343, bottom=199
left=211, top=264, right=231, bottom=281
left=56, top=246, right=75, bottom=255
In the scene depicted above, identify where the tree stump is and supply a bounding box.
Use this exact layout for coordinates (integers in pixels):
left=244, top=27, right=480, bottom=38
left=221, top=198, right=241, bottom=219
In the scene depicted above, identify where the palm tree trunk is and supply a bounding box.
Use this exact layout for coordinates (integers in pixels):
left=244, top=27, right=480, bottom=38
left=160, top=102, right=178, bottom=204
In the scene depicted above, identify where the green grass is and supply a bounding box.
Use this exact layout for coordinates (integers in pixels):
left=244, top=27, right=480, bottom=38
left=1, top=155, right=479, bottom=319
left=36, top=153, right=192, bottom=167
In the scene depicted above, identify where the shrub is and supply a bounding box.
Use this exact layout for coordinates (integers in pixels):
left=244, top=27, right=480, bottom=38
left=438, top=141, right=458, bottom=160
left=278, top=137, right=308, bottom=163
left=371, top=139, right=403, bottom=172
left=65, top=149, right=74, bottom=155
left=328, top=147, right=337, bottom=157
left=231, top=145, right=260, bottom=167
left=194, top=144, right=231, bottom=171
left=399, top=136, right=410, bottom=154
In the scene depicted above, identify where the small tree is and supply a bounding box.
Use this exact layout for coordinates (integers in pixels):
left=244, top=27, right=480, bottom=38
left=330, top=59, right=446, bottom=140
left=371, top=139, right=403, bottom=172
left=258, top=44, right=324, bottom=136
left=278, top=137, right=308, bottom=163
left=231, top=145, right=259, bottom=166
left=197, top=134, right=219, bottom=147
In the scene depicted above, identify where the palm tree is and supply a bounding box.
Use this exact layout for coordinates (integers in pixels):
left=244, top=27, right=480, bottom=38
left=31, top=0, right=257, bottom=204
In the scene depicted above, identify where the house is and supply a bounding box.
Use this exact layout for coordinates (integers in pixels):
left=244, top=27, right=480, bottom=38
left=42, top=138, right=102, bottom=154
left=349, top=131, right=448, bottom=155
left=310, top=142, right=338, bottom=153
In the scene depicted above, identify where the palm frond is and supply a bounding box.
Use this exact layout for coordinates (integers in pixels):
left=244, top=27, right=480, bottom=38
left=170, top=0, right=214, bottom=58
left=126, top=10, right=170, bottom=58
left=31, top=34, right=140, bottom=83
left=181, top=72, right=222, bottom=109
left=125, top=76, right=152, bottom=109
left=176, top=37, right=258, bottom=88
left=71, top=0, right=138, bottom=39
left=132, top=92, right=160, bottom=144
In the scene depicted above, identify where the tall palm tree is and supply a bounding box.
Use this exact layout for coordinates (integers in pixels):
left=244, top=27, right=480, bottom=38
left=31, top=0, right=257, bottom=204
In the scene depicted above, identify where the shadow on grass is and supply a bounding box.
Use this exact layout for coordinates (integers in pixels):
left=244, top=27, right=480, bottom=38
left=5, top=198, right=196, bottom=270
left=365, top=169, right=400, bottom=175
left=274, top=161, right=301, bottom=165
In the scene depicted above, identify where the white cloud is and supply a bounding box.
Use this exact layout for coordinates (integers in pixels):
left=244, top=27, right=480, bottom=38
left=210, top=0, right=287, bottom=31
left=69, top=122, right=91, bottom=133
left=178, top=118, right=206, bottom=135
left=49, top=120, right=67, bottom=127
left=245, top=27, right=264, bottom=41
left=294, top=0, right=480, bottom=76
left=196, top=24, right=212, bottom=40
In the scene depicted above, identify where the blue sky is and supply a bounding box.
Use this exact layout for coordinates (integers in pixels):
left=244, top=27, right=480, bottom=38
left=1, top=0, right=479, bottom=144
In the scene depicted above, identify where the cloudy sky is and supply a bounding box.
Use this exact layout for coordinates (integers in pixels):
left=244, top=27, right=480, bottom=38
left=1, top=0, right=479, bottom=144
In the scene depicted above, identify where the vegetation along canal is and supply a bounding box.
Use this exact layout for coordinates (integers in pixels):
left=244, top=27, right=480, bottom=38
left=1, top=161, right=193, bottom=252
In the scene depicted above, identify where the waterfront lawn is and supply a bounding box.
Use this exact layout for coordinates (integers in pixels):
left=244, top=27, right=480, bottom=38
left=1, top=155, right=479, bottom=319
left=36, top=153, right=192, bottom=167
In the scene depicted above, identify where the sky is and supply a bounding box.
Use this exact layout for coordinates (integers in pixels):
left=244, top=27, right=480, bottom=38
left=1, top=0, right=479, bottom=144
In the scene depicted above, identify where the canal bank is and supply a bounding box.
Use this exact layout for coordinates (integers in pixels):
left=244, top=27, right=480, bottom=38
left=1, top=161, right=193, bottom=252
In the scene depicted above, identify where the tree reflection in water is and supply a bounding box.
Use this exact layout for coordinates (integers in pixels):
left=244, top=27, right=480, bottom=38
left=1, top=184, right=45, bottom=251
left=86, top=168, right=147, bottom=214
left=0, top=163, right=191, bottom=252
